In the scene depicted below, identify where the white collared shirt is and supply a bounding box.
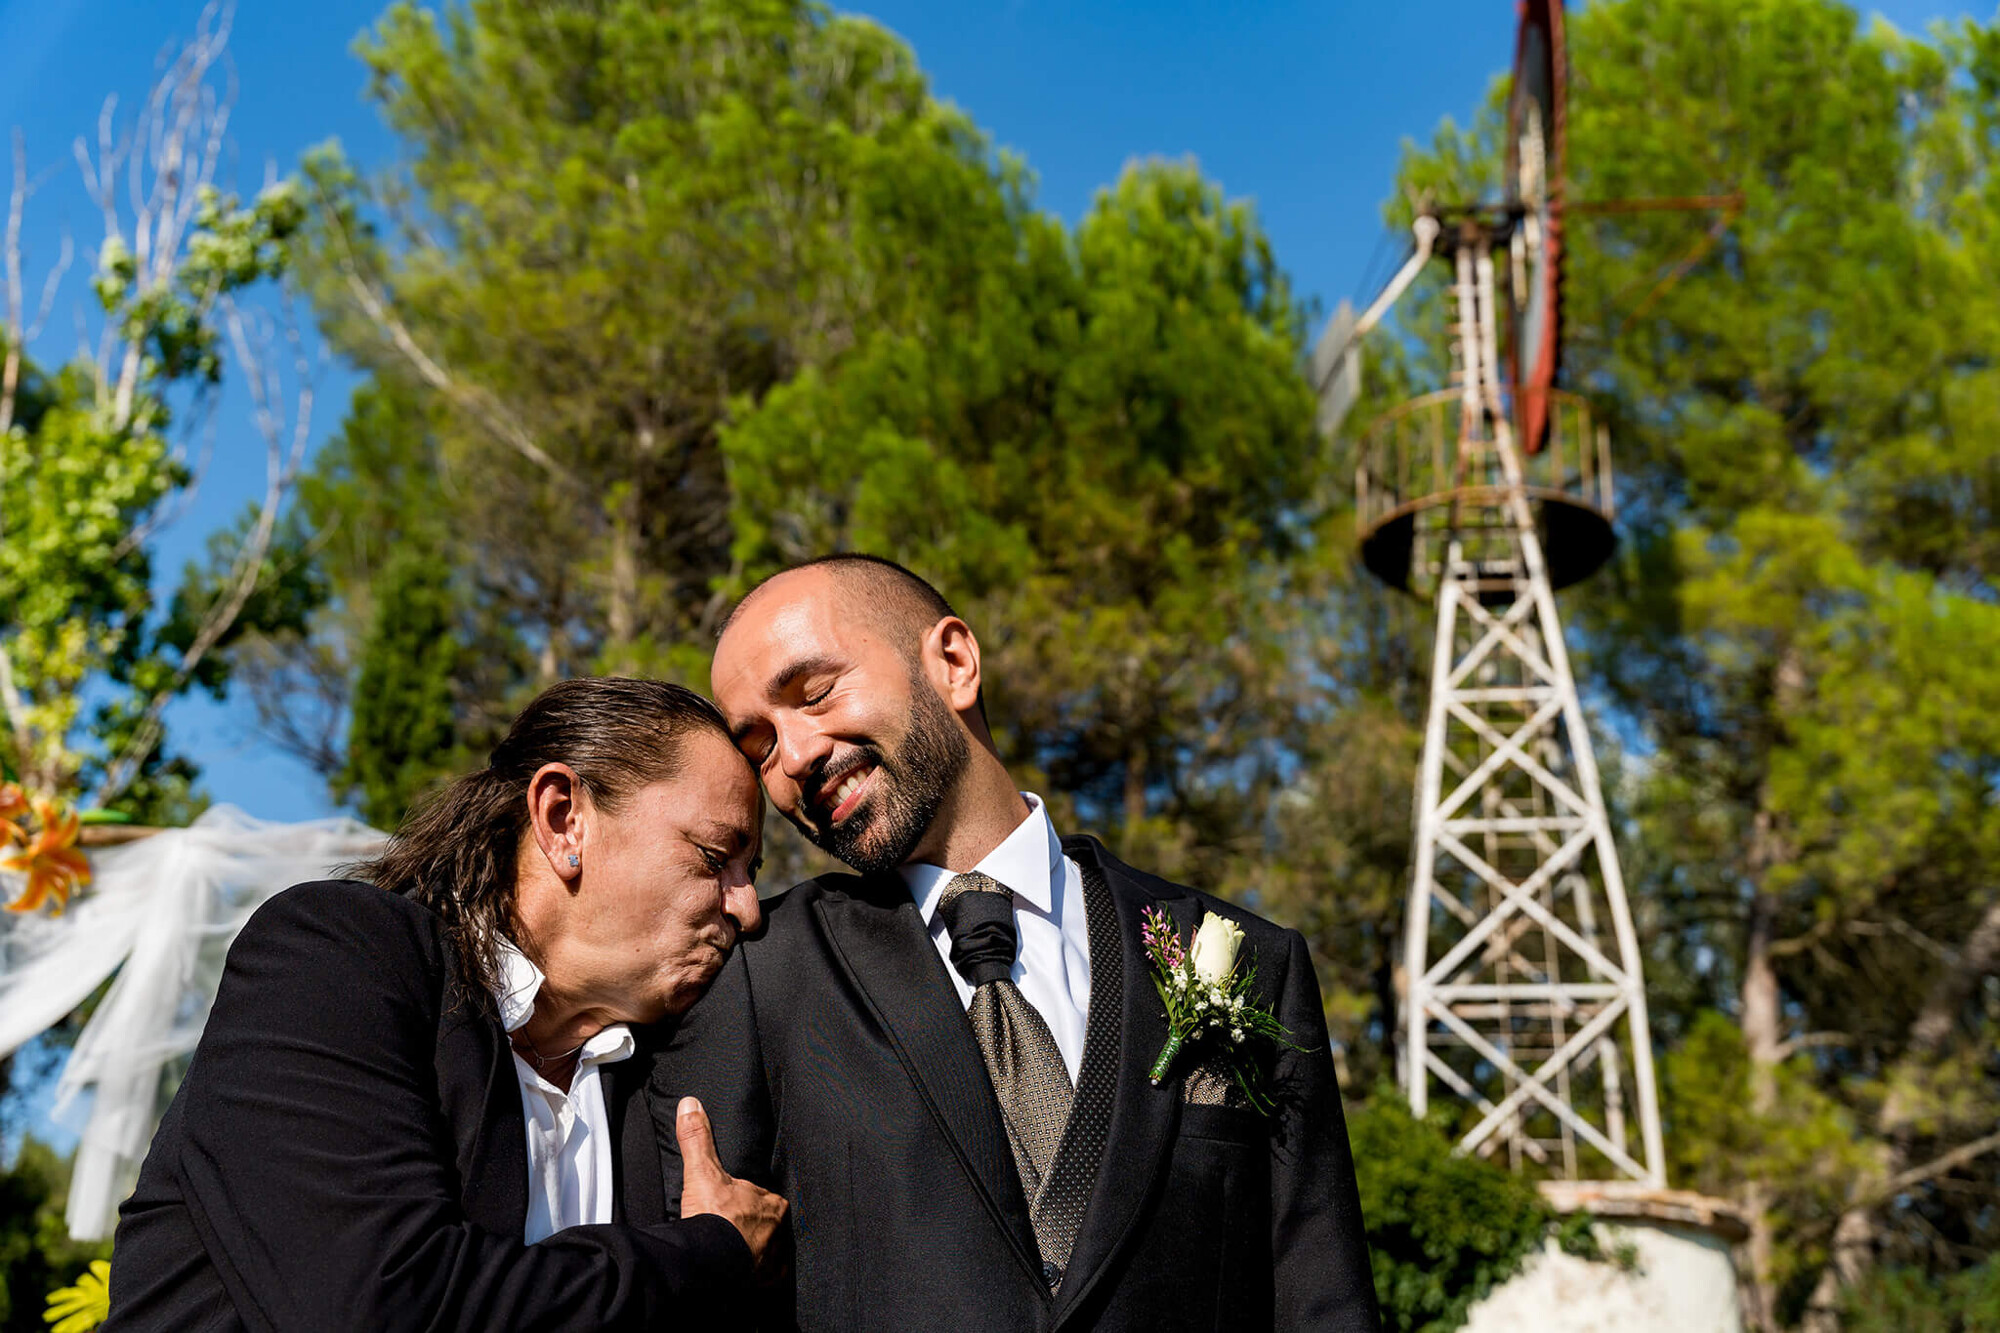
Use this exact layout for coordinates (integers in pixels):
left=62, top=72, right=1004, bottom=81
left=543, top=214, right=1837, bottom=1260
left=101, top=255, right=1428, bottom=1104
left=900, top=793, right=1093, bottom=1083
left=493, top=938, right=636, bottom=1243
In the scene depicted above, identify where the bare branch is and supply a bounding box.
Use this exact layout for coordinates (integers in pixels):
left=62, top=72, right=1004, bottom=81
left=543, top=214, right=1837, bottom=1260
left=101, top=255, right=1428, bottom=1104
left=1880, top=1130, right=2000, bottom=1201
left=1770, top=1031, right=1851, bottom=1061
left=27, top=232, right=73, bottom=347
left=308, top=172, right=581, bottom=489
left=0, top=127, right=61, bottom=435
left=111, top=389, right=220, bottom=561
left=1802, top=894, right=2000, bottom=1331
left=94, top=286, right=312, bottom=807
left=341, top=267, right=581, bottom=489
left=1769, top=916, right=1835, bottom=958
left=75, top=2, right=236, bottom=433
left=0, top=641, right=35, bottom=781
left=1885, top=916, right=1957, bottom=965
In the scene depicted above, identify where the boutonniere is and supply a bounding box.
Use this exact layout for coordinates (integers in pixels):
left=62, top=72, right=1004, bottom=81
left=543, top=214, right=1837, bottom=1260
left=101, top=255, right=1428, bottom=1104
left=1142, top=906, right=1300, bottom=1114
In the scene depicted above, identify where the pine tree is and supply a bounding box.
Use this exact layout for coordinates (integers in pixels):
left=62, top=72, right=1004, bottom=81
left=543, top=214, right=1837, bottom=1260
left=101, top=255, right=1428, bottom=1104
left=338, top=546, right=459, bottom=829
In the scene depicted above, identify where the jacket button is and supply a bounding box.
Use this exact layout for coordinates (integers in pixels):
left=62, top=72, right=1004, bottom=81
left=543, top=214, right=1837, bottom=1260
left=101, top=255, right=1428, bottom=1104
left=1042, top=1261, right=1061, bottom=1286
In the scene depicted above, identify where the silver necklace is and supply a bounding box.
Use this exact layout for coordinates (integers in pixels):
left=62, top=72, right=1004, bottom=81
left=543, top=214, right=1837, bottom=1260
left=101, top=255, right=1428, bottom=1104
left=511, top=1033, right=587, bottom=1069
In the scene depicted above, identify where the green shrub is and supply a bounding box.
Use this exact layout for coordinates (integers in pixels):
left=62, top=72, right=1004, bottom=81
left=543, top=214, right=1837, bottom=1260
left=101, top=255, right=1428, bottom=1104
left=0, top=1140, right=110, bottom=1333
left=1351, top=1093, right=1595, bottom=1333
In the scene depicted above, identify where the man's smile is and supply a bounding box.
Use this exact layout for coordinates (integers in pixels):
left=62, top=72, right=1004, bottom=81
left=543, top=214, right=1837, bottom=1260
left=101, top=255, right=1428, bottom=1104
left=819, top=762, right=881, bottom=825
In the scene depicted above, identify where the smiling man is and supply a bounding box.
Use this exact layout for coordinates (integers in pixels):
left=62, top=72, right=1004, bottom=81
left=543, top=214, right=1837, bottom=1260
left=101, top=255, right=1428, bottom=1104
left=641, top=554, right=1380, bottom=1332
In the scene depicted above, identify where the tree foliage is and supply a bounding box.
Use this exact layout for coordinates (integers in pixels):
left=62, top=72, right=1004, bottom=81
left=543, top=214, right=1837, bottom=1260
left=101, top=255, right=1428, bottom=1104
left=0, top=181, right=299, bottom=820
left=0, top=8, right=314, bottom=823
left=0, top=1140, right=108, bottom=1333
left=337, top=543, right=460, bottom=828
left=292, top=0, right=1024, bottom=683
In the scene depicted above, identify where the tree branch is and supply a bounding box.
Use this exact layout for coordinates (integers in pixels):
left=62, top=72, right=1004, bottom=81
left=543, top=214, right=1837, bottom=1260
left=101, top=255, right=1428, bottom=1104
left=339, top=267, right=581, bottom=489
left=94, top=290, right=312, bottom=806
left=310, top=174, right=581, bottom=491
left=1876, top=1130, right=2000, bottom=1205
left=1771, top=1031, right=1850, bottom=1060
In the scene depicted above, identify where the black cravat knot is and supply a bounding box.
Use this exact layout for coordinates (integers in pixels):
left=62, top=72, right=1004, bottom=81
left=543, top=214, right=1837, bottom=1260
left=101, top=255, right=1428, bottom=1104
left=937, top=872, right=1017, bottom=988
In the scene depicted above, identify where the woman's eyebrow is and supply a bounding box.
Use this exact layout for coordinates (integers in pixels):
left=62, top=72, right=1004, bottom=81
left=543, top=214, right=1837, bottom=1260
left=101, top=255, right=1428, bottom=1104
left=689, top=820, right=758, bottom=852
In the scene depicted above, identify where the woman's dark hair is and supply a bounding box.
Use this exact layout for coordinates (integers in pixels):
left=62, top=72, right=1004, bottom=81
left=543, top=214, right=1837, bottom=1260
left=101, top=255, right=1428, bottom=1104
left=350, top=676, right=735, bottom=1006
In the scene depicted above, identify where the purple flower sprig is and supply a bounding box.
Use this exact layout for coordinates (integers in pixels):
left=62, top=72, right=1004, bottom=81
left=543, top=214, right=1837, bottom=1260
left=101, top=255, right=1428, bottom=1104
left=1142, top=905, right=1185, bottom=970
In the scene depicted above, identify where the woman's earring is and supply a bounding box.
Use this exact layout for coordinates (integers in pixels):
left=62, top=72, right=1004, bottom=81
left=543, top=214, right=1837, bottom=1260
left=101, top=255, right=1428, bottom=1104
left=566, top=854, right=580, bottom=868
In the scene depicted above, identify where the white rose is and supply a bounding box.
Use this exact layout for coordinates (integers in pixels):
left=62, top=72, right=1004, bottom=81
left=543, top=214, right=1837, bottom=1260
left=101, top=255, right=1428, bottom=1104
left=1190, top=912, right=1245, bottom=984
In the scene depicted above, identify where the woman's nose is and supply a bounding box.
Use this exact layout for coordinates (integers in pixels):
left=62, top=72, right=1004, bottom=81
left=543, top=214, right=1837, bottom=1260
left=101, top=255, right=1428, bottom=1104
left=724, top=878, right=763, bottom=937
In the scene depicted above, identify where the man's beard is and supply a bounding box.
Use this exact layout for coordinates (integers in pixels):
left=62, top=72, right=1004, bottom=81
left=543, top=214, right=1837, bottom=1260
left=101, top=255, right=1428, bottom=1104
left=802, top=678, right=970, bottom=875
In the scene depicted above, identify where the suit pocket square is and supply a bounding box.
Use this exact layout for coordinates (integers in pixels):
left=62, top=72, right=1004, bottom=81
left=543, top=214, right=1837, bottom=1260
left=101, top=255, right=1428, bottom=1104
left=1182, top=1058, right=1251, bottom=1109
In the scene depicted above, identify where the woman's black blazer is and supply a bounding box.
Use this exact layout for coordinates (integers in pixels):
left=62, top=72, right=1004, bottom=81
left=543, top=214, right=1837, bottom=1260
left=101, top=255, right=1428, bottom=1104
left=102, top=879, right=747, bottom=1332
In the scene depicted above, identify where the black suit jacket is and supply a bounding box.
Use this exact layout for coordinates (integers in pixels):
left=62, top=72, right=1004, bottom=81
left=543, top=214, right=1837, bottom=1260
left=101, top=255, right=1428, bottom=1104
left=104, top=880, right=752, bottom=1332
left=638, top=836, right=1380, bottom=1331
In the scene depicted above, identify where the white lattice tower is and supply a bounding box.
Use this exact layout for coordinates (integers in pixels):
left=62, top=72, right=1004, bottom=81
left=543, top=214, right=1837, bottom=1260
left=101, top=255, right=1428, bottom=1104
left=1367, top=223, right=1665, bottom=1185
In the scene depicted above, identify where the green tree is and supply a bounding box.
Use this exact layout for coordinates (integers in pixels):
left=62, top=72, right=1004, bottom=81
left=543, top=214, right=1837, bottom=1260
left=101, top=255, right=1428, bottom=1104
left=338, top=545, right=461, bottom=827
left=725, top=157, right=1327, bottom=878
left=0, top=11, right=307, bottom=821
left=282, top=0, right=1351, bottom=893
left=0, top=1140, right=109, bottom=1333
left=291, top=0, right=1017, bottom=696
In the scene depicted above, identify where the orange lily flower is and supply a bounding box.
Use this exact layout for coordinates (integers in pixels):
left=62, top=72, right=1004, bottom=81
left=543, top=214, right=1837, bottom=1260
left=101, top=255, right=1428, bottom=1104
left=3, top=797, right=90, bottom=914
left=0, top=782, right=30, bottom=846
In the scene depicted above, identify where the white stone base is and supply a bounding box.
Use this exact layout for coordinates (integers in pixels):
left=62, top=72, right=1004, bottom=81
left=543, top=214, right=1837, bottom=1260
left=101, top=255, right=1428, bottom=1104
left=1462, top=1215, right=1743, bottom=1333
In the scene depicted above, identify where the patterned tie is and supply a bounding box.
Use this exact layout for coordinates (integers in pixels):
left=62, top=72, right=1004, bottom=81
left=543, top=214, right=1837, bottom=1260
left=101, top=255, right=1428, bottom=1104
left=937, top=871, right=1075, bottom=1272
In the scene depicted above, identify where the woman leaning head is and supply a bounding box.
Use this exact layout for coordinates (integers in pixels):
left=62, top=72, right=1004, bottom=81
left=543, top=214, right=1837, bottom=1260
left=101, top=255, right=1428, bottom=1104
left=360, top=676, right=764, bottom=1043
left=104, top=676, right=783, bottom=1333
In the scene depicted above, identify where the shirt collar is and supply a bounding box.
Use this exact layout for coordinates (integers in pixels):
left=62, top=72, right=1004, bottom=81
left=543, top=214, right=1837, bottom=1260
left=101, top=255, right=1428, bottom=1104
left=493, top=936, right=544, bottom=1034
left=901, top=792, right=1064, bottom=927
left=492, top=937, right=634, bottom=1064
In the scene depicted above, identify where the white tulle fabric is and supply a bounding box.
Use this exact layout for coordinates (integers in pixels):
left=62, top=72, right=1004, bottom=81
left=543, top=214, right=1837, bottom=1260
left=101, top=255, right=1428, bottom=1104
left=0, top=805, right=384, bottom=1239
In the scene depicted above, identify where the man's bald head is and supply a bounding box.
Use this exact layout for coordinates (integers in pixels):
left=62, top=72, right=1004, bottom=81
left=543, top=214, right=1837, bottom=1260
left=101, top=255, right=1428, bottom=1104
left=726, top=555, right=957, bottom=662
left=721, top=554, right=987, bottom=733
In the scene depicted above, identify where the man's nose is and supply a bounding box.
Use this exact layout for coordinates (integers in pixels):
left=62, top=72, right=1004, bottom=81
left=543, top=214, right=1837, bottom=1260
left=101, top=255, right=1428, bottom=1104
left=724, top=879, right=763, bottom=937
left=774, top=719, right=831, bottom=789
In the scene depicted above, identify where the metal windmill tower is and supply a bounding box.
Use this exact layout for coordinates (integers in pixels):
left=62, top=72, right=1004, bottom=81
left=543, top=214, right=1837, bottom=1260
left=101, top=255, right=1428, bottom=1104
left=1317, top=0, right=1665, bottom=1185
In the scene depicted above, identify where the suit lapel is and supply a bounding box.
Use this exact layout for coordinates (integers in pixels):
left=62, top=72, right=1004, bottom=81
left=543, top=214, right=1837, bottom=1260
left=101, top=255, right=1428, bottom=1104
left=436, top=1002, right=530, bottom=1238
left=609, top=1051, right=665, bottom=1226
left=1053, top=838, right=1186, bottom=1323
left=815, top=877, right=1045, bottom=1286
left=1034, top=862, right=1119, bottom=1270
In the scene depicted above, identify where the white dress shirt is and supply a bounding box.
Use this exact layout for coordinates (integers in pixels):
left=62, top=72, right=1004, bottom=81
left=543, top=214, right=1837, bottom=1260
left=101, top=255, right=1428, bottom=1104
left=493, top=938, right=636, bottom=1243
left=900, top=793, right=1093, bottom=1083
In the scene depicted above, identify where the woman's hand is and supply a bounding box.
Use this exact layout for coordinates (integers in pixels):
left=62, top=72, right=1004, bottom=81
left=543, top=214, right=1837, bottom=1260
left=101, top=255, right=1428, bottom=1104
left=676, top=1096, right=789, bottom=1272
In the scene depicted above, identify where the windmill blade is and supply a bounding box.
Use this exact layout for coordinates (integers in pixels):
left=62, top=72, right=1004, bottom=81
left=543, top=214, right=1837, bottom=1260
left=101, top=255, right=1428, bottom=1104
left=1507, top=0, right=1567, bottom=455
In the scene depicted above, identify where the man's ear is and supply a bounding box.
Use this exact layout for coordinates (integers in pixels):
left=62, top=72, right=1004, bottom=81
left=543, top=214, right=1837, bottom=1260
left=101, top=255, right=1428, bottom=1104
left=927, top=616, right=984, bottom=718
left=526, top=763, right=587, bottom=886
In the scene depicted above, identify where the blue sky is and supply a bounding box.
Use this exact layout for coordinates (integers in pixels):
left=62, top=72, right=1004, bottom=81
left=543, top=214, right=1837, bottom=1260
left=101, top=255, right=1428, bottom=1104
left=0, top=0, right=1986, bottom=824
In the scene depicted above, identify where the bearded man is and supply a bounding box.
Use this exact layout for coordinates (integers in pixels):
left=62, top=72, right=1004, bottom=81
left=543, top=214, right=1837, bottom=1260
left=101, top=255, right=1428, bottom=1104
left=639, top=555, right=1379, bottom=1331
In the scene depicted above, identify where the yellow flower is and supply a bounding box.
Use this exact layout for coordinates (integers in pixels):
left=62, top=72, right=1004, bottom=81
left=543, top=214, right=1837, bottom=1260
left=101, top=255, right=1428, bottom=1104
left=45, top=1258, right=112, bottom=1333
left=4, top=797, right=91, bottom=914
